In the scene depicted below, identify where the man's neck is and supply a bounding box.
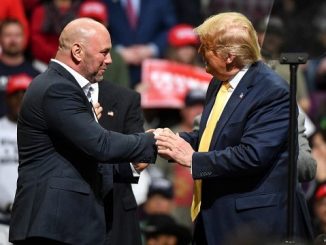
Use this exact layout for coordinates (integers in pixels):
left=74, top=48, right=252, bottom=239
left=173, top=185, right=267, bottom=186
left=0, top=54, right=24, bottom=66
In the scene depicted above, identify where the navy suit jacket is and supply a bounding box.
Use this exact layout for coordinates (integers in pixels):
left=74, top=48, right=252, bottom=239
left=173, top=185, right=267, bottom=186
left=180, top=61, right=313, bottom=244
left=104, top=0, right=176, bottom=86
left=98, top=81, right=143, bottom=245
left=9, top=62, right=156, bottom=244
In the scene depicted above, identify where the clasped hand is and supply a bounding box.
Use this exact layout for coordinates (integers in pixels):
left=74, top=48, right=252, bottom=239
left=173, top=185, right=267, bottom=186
left=152, top=128, right=194, bottom=168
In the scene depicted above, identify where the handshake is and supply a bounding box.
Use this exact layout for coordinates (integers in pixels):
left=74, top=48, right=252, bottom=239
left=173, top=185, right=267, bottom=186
left=93, top=104, right=194, bottom=169
left=148, top=128, right=195, bottom=168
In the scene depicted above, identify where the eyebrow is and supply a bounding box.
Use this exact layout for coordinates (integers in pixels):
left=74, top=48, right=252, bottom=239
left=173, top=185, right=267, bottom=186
left=100, top=48, right=111, bottom=54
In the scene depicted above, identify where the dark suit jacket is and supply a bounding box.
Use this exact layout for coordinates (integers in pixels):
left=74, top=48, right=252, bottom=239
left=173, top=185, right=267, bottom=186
left=180, top=61, right=313, bottom=244
left=98, top=81, right=142, bottom=245
left=9, top=62, right=156, bottom=245
left=104, top=0, right=176, bottom=86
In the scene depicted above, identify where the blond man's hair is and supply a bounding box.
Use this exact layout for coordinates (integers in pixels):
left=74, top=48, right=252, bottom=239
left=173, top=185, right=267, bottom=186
left=195, top=12, right=261, bottom=67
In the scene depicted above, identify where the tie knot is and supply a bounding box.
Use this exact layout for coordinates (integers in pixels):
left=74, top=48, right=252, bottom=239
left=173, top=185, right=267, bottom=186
left=221, top=81, right=231, bottom=91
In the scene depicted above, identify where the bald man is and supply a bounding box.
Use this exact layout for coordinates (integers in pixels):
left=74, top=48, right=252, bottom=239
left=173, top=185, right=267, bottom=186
left=8, top=18, right=157, bottom=245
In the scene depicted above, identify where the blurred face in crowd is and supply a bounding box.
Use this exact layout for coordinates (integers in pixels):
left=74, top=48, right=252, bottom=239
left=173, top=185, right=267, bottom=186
left=144, top=194, right=174, bottom=215
left=181, top=103, right=204, bottom=130
left=6, top=90, right=26, bottom=122
left=147, top=235, right=177, bottom=245
left=0, top=22, right=25, bottom=56
left=173, top=45, right=197, bottom=64
left=54, top=0, right=72, bottom=9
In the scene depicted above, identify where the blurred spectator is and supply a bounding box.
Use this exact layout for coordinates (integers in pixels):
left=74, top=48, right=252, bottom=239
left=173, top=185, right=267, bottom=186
left=139, top=178, right=175, bottom=220
left=78, top=0, right=131, bottom=87
left=141, top=214, right=191, bottom=245
left=21, top=0, right=41, bottom=20
left=166, top=24, right=200, bottom=66
left=0, top=19, right=40, bottom=117
left=104, top=0, right=176, bottom=87
left=78, top=0, right=108, bottom=26
left=203, top=0, right=272, bottom=24
left=141, top=24, right=202, bottom=142
left=0, top=74, right=31, bottom=224
left=29, top=0, right=81, bottom=66
left=0, top=0, right=29, bottom=46
left=256, top=16, right=311, bottom=114
left=311, top=130, right=326, bottom=183
left=305, top=57, right=326, bottom=123
left=172, top=0, right=202, bottom=26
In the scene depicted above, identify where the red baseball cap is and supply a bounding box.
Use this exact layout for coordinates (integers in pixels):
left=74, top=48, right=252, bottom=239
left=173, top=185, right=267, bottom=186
left=78, top=1, right=108, bottom=24
left=168, top=24, right=199, bottom=47
left=6, top=73, right=32, bottom=95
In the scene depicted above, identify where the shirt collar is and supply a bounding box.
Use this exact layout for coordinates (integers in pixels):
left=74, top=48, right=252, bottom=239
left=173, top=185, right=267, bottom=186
left=51, top=59, right=91, bottom=91
left=227, top=65, right=250, bottom=90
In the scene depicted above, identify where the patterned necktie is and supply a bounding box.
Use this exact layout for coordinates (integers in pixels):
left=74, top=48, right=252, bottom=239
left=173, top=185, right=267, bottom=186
left=191, top=81, right=231, bottom=221
left=85, top=85, right=98, bottom=122
left=86, top=85, right=94, bottom=104
left=126, top=0, right=138, bottom=29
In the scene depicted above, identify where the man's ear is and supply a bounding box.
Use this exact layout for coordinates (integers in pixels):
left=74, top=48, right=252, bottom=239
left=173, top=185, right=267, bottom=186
left=71, top=43, right=83, bottom=62
left=226, top=53, right=236, bottom=64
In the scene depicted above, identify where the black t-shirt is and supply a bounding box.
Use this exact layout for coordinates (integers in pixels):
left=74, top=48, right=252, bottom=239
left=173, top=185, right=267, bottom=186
left=0, top=61, right=40, bottom=117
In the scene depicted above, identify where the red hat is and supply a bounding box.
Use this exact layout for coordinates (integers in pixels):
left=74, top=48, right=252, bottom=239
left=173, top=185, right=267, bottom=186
left=315, top=183, right=326, bottom=200
left=78, top=1, right=108, bottom=24
left=168, top=24, right=199, bottom=47
left=6, top=73, right=32, bottom=94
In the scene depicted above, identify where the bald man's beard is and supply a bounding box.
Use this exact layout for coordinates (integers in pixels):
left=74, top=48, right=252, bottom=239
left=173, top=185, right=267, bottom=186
left=94, top=73, right=104, bottom=83
left=86, top=71, right=104, bottom=84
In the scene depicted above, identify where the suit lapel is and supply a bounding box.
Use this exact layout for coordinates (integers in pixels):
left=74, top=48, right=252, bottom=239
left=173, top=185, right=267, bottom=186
left=198, top=78, right=221, bottom=140
left=199, top=62, right=261, bottom=150
left=209, top=80, right=249, bottom=150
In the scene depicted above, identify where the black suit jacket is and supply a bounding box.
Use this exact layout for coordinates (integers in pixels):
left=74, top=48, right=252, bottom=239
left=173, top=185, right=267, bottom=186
left=98, top=81, right=142, bottom=245
left=9, top=62, right=156, bottom=245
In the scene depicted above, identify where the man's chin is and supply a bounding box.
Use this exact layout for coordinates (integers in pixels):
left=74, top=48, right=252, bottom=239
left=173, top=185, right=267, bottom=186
left=94, top=75, right=104, bottom=83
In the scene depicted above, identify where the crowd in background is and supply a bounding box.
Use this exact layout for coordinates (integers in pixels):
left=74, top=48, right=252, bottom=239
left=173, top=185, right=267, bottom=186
left=1, top=0, right=326, bottom=244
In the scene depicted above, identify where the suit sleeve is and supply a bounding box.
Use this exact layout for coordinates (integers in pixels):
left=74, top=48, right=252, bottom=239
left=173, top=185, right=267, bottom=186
left=43, top=83, right=156, bottom=163
left=192, top=84, right=290, bottom=179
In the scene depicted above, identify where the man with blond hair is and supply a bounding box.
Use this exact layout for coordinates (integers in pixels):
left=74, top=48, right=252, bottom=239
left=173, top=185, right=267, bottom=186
left=155, top=12, right=313, bottom=244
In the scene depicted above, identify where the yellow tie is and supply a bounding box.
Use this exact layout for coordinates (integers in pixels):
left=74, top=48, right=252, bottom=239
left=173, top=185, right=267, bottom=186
left=191, top=81, right=231, bottom=221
